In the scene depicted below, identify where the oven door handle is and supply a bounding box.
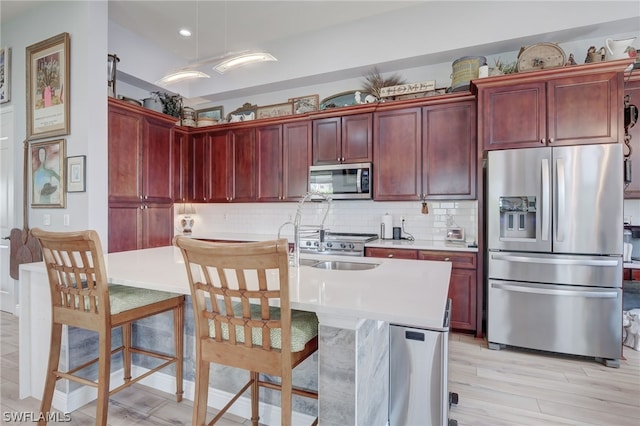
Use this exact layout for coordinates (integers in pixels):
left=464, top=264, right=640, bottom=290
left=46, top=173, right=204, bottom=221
left=491, top=282, right=618, bottom=298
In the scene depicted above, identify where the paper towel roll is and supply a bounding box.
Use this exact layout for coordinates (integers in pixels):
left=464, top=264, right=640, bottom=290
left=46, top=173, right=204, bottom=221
left=382, top=214, right=393, bottom=239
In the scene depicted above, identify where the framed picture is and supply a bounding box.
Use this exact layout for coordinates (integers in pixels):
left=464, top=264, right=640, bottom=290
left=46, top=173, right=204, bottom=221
left=26, top=32, right=70, bottom=140
left=289, top=94, right=319, bottom=114
left=0, top=47, right=11, bottom=104
left=227, top=102, right=257, bottom=123
left=256, top=102, right=293, bottom=119
left=66, top=155, right=86, bottom=192
left=30, top=139, right=65, bottom=208
left=196, top=105, right=224, bottom=126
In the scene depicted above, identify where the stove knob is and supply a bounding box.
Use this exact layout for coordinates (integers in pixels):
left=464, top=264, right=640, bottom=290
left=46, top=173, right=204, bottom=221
left=306, top=241, right=312, bottom=247
left=348, top=243, right=355, bottom=250
left=313, top=241, right=319, bottom=247
left=326, top=242, right=333, bottom=248
left=340, top=243, right=347, bottom=249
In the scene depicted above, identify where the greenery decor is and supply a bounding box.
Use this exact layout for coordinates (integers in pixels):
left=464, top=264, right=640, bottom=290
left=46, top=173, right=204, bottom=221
left=361, top=67, right=406, bottom=99
left=152, top=91, right=183, bottom=117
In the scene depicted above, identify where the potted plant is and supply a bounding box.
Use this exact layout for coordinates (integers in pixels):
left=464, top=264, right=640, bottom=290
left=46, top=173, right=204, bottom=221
left=148, top=91, right=183, bottom=117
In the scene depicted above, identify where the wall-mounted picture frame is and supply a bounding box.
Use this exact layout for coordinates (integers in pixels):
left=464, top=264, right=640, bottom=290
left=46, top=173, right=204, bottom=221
left=66, top=155, right=86, bottom=193
left=30, top=139, right=65, bottom=208
left=256, top=102, right=293, bottom=119
left=0, top=47, right=11, bottom=104
left=227, top=102, right=257, bottom=123
left=196, top=105, right=224, bottom=127
left=289, top=94, right=319, bottom=114
left=26, top=32, right=70, bottom=140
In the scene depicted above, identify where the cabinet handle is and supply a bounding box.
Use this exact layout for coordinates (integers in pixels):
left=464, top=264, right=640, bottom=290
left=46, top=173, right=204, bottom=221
left=388, top=254, right=394, bottom=258
left=444, top=257, right=450, bottom=261
left=541, top=138, right=546, bottom=144
left=548, top=138, right=554, bottom=144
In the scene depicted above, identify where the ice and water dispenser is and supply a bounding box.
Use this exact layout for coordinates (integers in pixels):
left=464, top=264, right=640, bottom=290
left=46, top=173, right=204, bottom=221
left=498, top=196, right=536, bottom=239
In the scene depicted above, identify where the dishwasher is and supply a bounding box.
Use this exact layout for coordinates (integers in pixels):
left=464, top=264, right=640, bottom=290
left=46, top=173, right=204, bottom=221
left=389, top=299, right=458, bottom=426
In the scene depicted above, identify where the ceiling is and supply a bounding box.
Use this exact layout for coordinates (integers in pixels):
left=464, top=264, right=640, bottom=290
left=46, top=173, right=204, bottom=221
left=107, top=1, right=422, bottom=65
left=3, top=1, right=638, bottom=102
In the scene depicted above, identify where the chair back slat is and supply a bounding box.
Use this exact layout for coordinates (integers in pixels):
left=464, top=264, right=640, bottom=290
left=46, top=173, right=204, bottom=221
left=176, top=238, right=291, bottom=353
left=31, top=229, right=110, bottom=327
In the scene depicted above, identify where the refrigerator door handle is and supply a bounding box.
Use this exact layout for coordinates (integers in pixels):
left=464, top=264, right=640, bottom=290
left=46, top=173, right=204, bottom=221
left=491, top=282, right=619, bottom=298
left=541, top=158, right=550, bottom=241
left=556, top=158, right=566, bottom=242
left=490, top=253, right=619, bottom=267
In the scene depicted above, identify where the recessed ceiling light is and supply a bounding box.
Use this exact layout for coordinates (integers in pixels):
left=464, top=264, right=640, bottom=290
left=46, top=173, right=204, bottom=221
left=179, top=28, right=192, bottom=37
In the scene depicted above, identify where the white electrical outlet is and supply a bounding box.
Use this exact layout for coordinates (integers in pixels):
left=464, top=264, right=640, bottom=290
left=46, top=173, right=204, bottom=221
left=43, top=214, right=51, bottom=226
left=64, top=214, right=70, bottom=226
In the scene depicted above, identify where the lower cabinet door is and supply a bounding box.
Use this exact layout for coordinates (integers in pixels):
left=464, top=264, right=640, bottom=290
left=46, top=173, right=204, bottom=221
left=449, top=268, right=476, bottom=331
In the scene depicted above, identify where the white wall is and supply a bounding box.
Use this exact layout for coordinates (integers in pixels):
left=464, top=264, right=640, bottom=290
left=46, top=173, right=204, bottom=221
left=0, top=1, right=108, bottom=243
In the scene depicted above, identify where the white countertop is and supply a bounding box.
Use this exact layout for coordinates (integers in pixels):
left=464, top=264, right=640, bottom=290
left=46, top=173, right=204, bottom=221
left=184, top=232, right=478, bottom=253
left=21, top=246, right=452, bottom=330
left=624, top=261, right=640, bottom=269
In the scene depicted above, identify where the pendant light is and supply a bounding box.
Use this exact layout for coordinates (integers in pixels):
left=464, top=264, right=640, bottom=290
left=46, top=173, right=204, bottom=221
left=156, top=1, right=210, bottom=85
left=212, top=1, right=277, bottom=74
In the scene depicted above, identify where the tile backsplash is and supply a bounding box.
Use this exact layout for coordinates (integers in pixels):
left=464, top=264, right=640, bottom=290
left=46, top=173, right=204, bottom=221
left=175, top=200, right=478, bottom=243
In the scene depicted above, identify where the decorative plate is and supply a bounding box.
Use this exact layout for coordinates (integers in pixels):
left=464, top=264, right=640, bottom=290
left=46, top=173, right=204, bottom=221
left=516, top=42, right=566, bottom=72
left=319, top=90, right=375, bottom=110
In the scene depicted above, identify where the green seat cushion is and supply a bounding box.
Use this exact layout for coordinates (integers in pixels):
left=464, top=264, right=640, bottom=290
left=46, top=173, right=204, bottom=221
left=208, top=304, right=318, bottom=352
left=108, top=285, right=181, bottom=314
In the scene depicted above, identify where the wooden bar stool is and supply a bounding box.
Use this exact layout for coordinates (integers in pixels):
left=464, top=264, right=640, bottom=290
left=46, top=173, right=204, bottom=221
left=31, top=228, right=184, bottom=426
left=175, top=237, right=318, bottom=426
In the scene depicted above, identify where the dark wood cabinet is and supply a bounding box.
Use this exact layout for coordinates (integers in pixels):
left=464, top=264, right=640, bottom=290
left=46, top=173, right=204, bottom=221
left=108, top=98, right=175, bottom=252
left=364, top=247, right=419, bottom=260
left=373, top=107, right=422, bottom=200
left=172, top=128, right=189, bottom=202
left=624, top=74, right=640, bottom=198
left=417, top=250, right=477, bottom=332
left=476, top=64, right=625, bottom=150
left=374, top=96, right=476, bottom=201
left=365, top=246, right=478, bottom=332
left=422, top=100, right=476, bottom=199
left=208, top=128, right=256, bottom=202
left=312, top=113, right=372, bottom=165
left=257, top=121, right=311, bottom=201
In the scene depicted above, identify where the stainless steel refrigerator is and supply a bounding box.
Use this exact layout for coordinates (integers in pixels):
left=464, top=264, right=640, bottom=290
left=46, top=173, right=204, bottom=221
left=487, top=144, right=623, bottom=367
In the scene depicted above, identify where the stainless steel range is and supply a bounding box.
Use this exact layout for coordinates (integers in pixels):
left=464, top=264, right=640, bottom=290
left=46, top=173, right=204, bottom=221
left=299, top=232, right=378, bottom=257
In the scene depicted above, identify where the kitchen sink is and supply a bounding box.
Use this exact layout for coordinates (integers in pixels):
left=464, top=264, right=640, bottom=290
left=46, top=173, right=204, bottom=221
left=298, top=258, right=320, bottom=267
left=312, top=260, right=379, bottom=271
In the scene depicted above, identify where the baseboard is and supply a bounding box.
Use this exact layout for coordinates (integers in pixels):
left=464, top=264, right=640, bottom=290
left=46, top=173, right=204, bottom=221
left=52, top=366, right=315, bottom=425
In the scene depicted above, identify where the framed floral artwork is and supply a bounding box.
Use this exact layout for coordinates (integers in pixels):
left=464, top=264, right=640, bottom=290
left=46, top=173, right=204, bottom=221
left=30, top=139, right=65, bottom=208
left=26, top=32, right=70, bottom=140
left=0, top=47, right=11, bottom=104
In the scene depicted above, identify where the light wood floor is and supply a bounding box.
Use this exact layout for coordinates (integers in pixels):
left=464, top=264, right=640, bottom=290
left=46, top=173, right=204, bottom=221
left=2, top=311, right=639, bottom=425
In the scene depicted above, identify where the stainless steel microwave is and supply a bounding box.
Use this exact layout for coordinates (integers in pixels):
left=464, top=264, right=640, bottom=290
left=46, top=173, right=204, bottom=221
left=309, top=163, right=372, bottom=200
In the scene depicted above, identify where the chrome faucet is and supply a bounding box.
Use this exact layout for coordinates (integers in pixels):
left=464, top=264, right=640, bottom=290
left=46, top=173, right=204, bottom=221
left=278, top=192, right=332, bottom=267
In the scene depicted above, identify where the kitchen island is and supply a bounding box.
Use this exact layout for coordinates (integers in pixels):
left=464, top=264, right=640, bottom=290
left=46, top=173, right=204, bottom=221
left=19, top=245, right=451, bottom=425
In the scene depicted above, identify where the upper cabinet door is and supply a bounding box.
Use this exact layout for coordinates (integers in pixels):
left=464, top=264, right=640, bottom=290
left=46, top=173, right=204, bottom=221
left=143, top=117, right=173, bottom=203
left=283, top=121, right=311, bottom=200
left=342, top=113, right=373, bottom=163
left=373, top=108, right=422, bottom=200
left=422, top=100, right=476, bottom=199
left=479, top=82, right=546, bottom=150
left=108, top=107, right=143, bottom=202
left=256, top=124, right=283, bottom=202
left=547, top=72, right=621, bottom=146
left=229, top=128, right=256, bottom=202
left=312, top=117, right=341, bottom=165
